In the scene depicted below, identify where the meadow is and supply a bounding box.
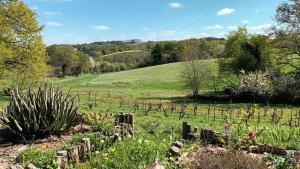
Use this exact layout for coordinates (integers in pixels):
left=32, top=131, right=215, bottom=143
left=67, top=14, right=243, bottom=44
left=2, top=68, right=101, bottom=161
left=50, top=60, right=299, bottom=168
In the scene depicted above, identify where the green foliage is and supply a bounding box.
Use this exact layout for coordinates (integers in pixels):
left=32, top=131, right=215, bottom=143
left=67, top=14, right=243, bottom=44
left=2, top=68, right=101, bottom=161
left=271, top=0, right=300, bottom=72
left=16, top=147, right=57, bottom=169
left=1, top=84, right=80, bottom=139
left=47, top=45, right=79, bottom=76
left=0, top=0, right=47, bottom=89
left=220, top=27, right=271, bottom=73
left=84, top=112, right=115, bottom=135
left=76, top=137, right=169, bottom=169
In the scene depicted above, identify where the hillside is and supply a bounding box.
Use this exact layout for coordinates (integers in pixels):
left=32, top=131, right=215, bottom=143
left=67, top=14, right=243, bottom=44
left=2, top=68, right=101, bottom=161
left=55, top=59, right=219, bottom=98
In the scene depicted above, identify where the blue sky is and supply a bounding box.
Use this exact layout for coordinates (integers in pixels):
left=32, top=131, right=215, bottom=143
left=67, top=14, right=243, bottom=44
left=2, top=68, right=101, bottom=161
left=24, top=0, right=283, bottom=45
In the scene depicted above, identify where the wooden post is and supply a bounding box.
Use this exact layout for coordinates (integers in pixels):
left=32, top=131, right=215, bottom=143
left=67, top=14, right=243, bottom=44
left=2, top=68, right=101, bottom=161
left=119, top=113, right=125, bottom=124
left=57, top=150, right=68, bottom=169
left=186, top=124, right=192, bottom=140
left=129, top=113, right=134, bottom=127
left=68, top=145, right=80, bottom=164
left=78, top=143, right=87, bottom=162
left=82, top=138, right=91, bottom=154
left=55, top=156, right=63, bottom=169
left=182, top=122, right=188, bottom=140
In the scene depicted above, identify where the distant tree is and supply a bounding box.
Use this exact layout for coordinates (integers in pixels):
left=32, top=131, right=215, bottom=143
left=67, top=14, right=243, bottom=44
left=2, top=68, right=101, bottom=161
left=48, top=45, right=78, bottom=76
left=151, top=43, right=164, bottom=65
left=180, top=39, right=213, bottom=97
left=0, top=0, right=47, bottom=89
left=220, top=27, right=271, bottom=73
left=75, top=53, right=92, bottom=75
left=270, top=0, right=300, bottom=72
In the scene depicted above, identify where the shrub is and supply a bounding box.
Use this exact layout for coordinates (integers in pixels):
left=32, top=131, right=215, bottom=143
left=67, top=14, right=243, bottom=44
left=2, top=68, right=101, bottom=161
left=84, top=112, right=115, bottom=135
left=234, top=71, right=273, bottom=101
left=186, top=150, right=268, bottom=169
left=0, top=84, right=80, bottom=140
left=16, top=147, right=57, bottom=169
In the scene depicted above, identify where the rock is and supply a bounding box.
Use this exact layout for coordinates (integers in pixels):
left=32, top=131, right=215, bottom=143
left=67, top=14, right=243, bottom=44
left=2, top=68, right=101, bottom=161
left=148, top=158, right=165, bottom=169
left=25, top=163, right=37, bottom=169
left=9, top=164, right=24, bottom=169
left=173, top=141, right=183, bottom=148
left=169, top=146, right=180, bottom=156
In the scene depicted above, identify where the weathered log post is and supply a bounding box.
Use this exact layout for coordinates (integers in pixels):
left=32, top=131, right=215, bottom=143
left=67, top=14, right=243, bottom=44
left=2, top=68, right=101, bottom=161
left=78, top=143, right=87, bottom=162
left=82, top=138, right=91, bottom=154
left=68, top=145, right=80, bottom=165
left=57, top=150, right=68, bottom=169
left=182, top=122, right=188, bottom=140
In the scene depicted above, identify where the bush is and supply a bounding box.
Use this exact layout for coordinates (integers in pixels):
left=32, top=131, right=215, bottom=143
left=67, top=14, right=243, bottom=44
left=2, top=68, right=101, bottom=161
left=234, top=71, right=273, bottom=101
left=186, top=150, right=268, bottom=169
left=16, top=147, right=57, bottom=169
left=272, top=73, right=300, bottom=103
left=0, top=84, right=80, bottom=140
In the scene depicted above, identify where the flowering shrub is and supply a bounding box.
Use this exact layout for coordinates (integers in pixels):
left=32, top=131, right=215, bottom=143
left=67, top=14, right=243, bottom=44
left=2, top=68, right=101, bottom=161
left=234, top=70, right=273, bottom=100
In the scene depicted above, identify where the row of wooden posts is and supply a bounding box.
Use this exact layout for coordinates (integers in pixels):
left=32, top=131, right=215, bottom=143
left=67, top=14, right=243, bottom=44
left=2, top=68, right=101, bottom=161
left=181, top=121, right=299, bottom=156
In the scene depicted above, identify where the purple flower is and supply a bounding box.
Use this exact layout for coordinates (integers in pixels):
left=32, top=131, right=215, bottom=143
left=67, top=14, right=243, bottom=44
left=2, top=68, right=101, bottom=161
left=248, top=131, right=256, bottom=139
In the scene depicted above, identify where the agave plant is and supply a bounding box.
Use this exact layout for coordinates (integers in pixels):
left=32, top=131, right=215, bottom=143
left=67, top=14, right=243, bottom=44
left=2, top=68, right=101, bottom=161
left=0, top=84, right=80, bottom=140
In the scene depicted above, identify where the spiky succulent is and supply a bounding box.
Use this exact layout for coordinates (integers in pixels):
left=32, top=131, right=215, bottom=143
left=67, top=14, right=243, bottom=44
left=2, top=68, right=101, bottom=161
left=1, top=84, right=80, bottom=139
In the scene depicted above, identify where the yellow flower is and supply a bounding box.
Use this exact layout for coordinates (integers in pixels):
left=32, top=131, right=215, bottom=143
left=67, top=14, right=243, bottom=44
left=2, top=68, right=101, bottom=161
left=104, top=157, right=109, bottom=160
left=109, top=147, right=116, bottom=153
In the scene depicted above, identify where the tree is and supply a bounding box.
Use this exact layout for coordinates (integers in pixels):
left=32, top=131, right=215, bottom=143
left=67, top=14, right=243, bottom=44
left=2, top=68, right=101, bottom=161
left=180, top=39, right=213, bottom=97
left=75, top=53, right=92, bottom=75
left=271, top=0, right=300, bottom=72
left=220, top=27, right=271, bottom=73
left=48, top=45, right=78, bottom=76
left=0, top=0, right=47, bottom=89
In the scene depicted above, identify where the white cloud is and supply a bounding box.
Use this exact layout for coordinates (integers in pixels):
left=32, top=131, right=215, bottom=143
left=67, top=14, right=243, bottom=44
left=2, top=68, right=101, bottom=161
left=92, top=25, right=111, bottom=30
left=44, top=11, right=62, bottom=16
left=205, top=24, right=224, bottom=29
left=242, top=20, right=249, bottom=24
left=168, top=2, right=182, bottom=9
left=160, top=30, right=176, bottom=36
left=46, top=21, right=62, bottom=26
left=217, top=8, right=235, bottom=16
left=227, top=25, right=238, bottom=30
left=248, top=24, right=271, bottom=30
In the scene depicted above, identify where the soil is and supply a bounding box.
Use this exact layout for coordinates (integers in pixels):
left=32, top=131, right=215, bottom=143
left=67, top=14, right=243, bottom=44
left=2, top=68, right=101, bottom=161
left=0, top=124, right=91, bottom=169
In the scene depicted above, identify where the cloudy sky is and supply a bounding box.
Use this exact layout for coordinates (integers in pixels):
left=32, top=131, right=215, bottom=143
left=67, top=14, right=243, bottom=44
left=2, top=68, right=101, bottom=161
left=24, top=0, right=283, bottom=45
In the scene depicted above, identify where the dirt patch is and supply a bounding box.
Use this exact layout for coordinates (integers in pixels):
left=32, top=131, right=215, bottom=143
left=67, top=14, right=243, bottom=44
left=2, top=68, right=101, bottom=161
left=0, top=124, right=91, bottom=169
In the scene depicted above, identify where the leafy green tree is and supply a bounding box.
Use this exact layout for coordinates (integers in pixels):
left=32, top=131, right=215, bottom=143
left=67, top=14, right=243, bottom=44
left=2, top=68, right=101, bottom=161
left=47, top=45, right=78, bottom=76
left=0, top=0, right=47, bottom=89
left=75, top=53, right=92, bottom=75
left=271, top=0, right=300, bottom=72
left=220, top=27, right=271, bottom=73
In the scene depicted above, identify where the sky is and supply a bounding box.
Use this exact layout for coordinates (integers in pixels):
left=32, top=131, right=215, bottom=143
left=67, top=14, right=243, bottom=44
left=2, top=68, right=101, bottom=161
left=24, top=0, right=284, bottom=45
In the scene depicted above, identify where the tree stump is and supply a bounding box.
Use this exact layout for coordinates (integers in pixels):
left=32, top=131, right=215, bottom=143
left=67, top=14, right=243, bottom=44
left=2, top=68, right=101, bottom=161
left=68, top=145, right=80, bottom=164
left=57, top=150, right=68, bottom=169
left=78, top=143, right=87, bottom=162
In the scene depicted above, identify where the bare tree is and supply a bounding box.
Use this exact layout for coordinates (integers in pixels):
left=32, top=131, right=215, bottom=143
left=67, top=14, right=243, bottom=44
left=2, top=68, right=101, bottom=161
left=180, top=39, right=212, bottom=97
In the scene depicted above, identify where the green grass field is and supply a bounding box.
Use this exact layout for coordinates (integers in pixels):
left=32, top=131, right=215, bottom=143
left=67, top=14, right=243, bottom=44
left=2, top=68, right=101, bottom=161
left=3, top=60, right=300, bottom=168
left=53, top=59, right=223, bottom=99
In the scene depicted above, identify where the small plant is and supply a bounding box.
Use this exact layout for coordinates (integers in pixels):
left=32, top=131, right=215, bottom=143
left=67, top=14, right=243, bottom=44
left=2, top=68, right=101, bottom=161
left=0, top=84, right=80, bottom=140
left=84, top=112, right=115, bottom=135
left=16, top=147, right=57, bottom=169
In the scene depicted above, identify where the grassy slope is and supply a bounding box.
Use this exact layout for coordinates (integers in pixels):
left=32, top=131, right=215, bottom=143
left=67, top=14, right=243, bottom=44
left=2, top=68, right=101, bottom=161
left=54, top=59, right=219, bottom=99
